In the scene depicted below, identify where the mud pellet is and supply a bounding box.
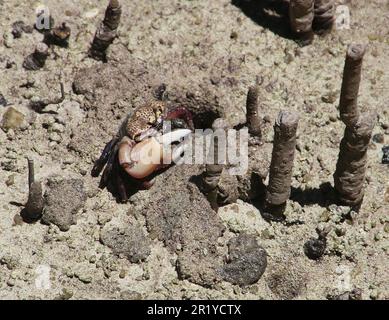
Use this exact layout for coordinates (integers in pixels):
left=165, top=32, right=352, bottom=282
left=304, top=227, right=329, bottom=260
left=246, top=86, right=262, bottom=139
left=11, top=20, right=33, bottom=38
left=289, top=0, right=315, bottom=45
left=23, top=42, right=49, bottom=70
left=265, top=111, right=299, bottom=220
left=339, top=44, right=367, bottom=127
left=334, top=112, right=377, bottom=208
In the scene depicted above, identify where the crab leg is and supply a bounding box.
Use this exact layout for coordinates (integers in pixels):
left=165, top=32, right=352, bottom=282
left=91, top=137, right=119, bottom=177
left=115, top=161, right=128, bottom=202
left=99, top=143, right=119, bottom=189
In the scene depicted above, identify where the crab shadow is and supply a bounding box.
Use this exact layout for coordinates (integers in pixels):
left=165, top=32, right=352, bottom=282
left=231, top=0, right=293, bottom=40
left=105, top=165, right=174, bottom=203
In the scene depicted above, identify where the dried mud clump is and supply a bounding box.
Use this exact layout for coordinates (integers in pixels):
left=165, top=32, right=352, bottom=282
left=41, top=178, right=87, bottom=231
left=1, top=107, right=25, bottom=131
left=303, top=228, right=329, bottom=260
left=141, top=165, right=225, bottom=287
left=221, top=233, right=267, bottom=286
left=327, top=288, right=362, bottom=300
left=100, top=221, right=151, bottom=263
left=266, top=260, right=308, bottom=299
left=11, top=20, right=33, bottom=38
left=23, top=43, right=49, bottom=71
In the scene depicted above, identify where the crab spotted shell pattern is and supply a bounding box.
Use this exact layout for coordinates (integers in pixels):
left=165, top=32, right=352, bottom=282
left=125, top=101, right=166, bottom=140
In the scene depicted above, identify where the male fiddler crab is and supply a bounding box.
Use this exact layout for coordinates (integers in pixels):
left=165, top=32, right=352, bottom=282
left=91, top=100, right=194, bottom=202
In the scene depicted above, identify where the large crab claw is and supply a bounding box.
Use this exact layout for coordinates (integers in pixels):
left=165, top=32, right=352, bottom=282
left=118, top=129, right=191, bottom=179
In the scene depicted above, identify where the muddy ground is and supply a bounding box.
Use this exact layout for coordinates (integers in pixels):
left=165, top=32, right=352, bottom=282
left=0, top=0, right=388, bottom=300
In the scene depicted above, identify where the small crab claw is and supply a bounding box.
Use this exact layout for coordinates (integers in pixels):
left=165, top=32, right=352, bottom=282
left=119, top=129, right=191, bottom=180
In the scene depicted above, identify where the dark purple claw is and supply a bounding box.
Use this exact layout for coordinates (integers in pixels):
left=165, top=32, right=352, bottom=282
left=91, top=137, right=118, bottom=177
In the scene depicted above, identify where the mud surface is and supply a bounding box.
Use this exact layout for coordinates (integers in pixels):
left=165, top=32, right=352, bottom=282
left=0, top=0, right=388, bottom=299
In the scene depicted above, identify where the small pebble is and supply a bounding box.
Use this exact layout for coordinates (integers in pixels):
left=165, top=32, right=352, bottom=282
left=6, top=278, right=15, bottom=287
left=60, top=288, right=73, bottom=300
left=120, top=290, right=142, bottom=300
left=372, top=133, right=384, bottom=144
left=263, top=115, right=271, bottom=123
left=5, top=60, right=15, bottom=69
left=370, top=289, right=379, bottom=300
left=49, top=132, right=61, bottom=143
left=0, top=94, right=7, bottom=106
left=319, top=210, right=331, bottom=222
left=261, top=228, right=275, bottom=239
left=374, top=232, right=382, bottom=241
left=382, top=146, right=389, bottom=164
left=304, top=237, right=326, bottom=260
left=5, top=174, right=15, bottom=186
left=1, top=107, right=25, bottom=131
left=384, top=187, right=389, bottom=203
left=119, top=269, right=126, bottom=279
left=51, top=123, right=65, bottom=133
left=13, top=214, right=24, bottom=226
left=321, top=92, right=337, bottom=104
left=78, top=275, right=92, bottom=284
left=284, top=52, right=294, bottom=64
left=11, top=21, right=33, bottom=38
left=3, top=32, right=14, bottom=48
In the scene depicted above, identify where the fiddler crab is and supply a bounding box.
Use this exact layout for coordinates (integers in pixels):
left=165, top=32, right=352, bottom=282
left=91, top=100, right=194, bottom=202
